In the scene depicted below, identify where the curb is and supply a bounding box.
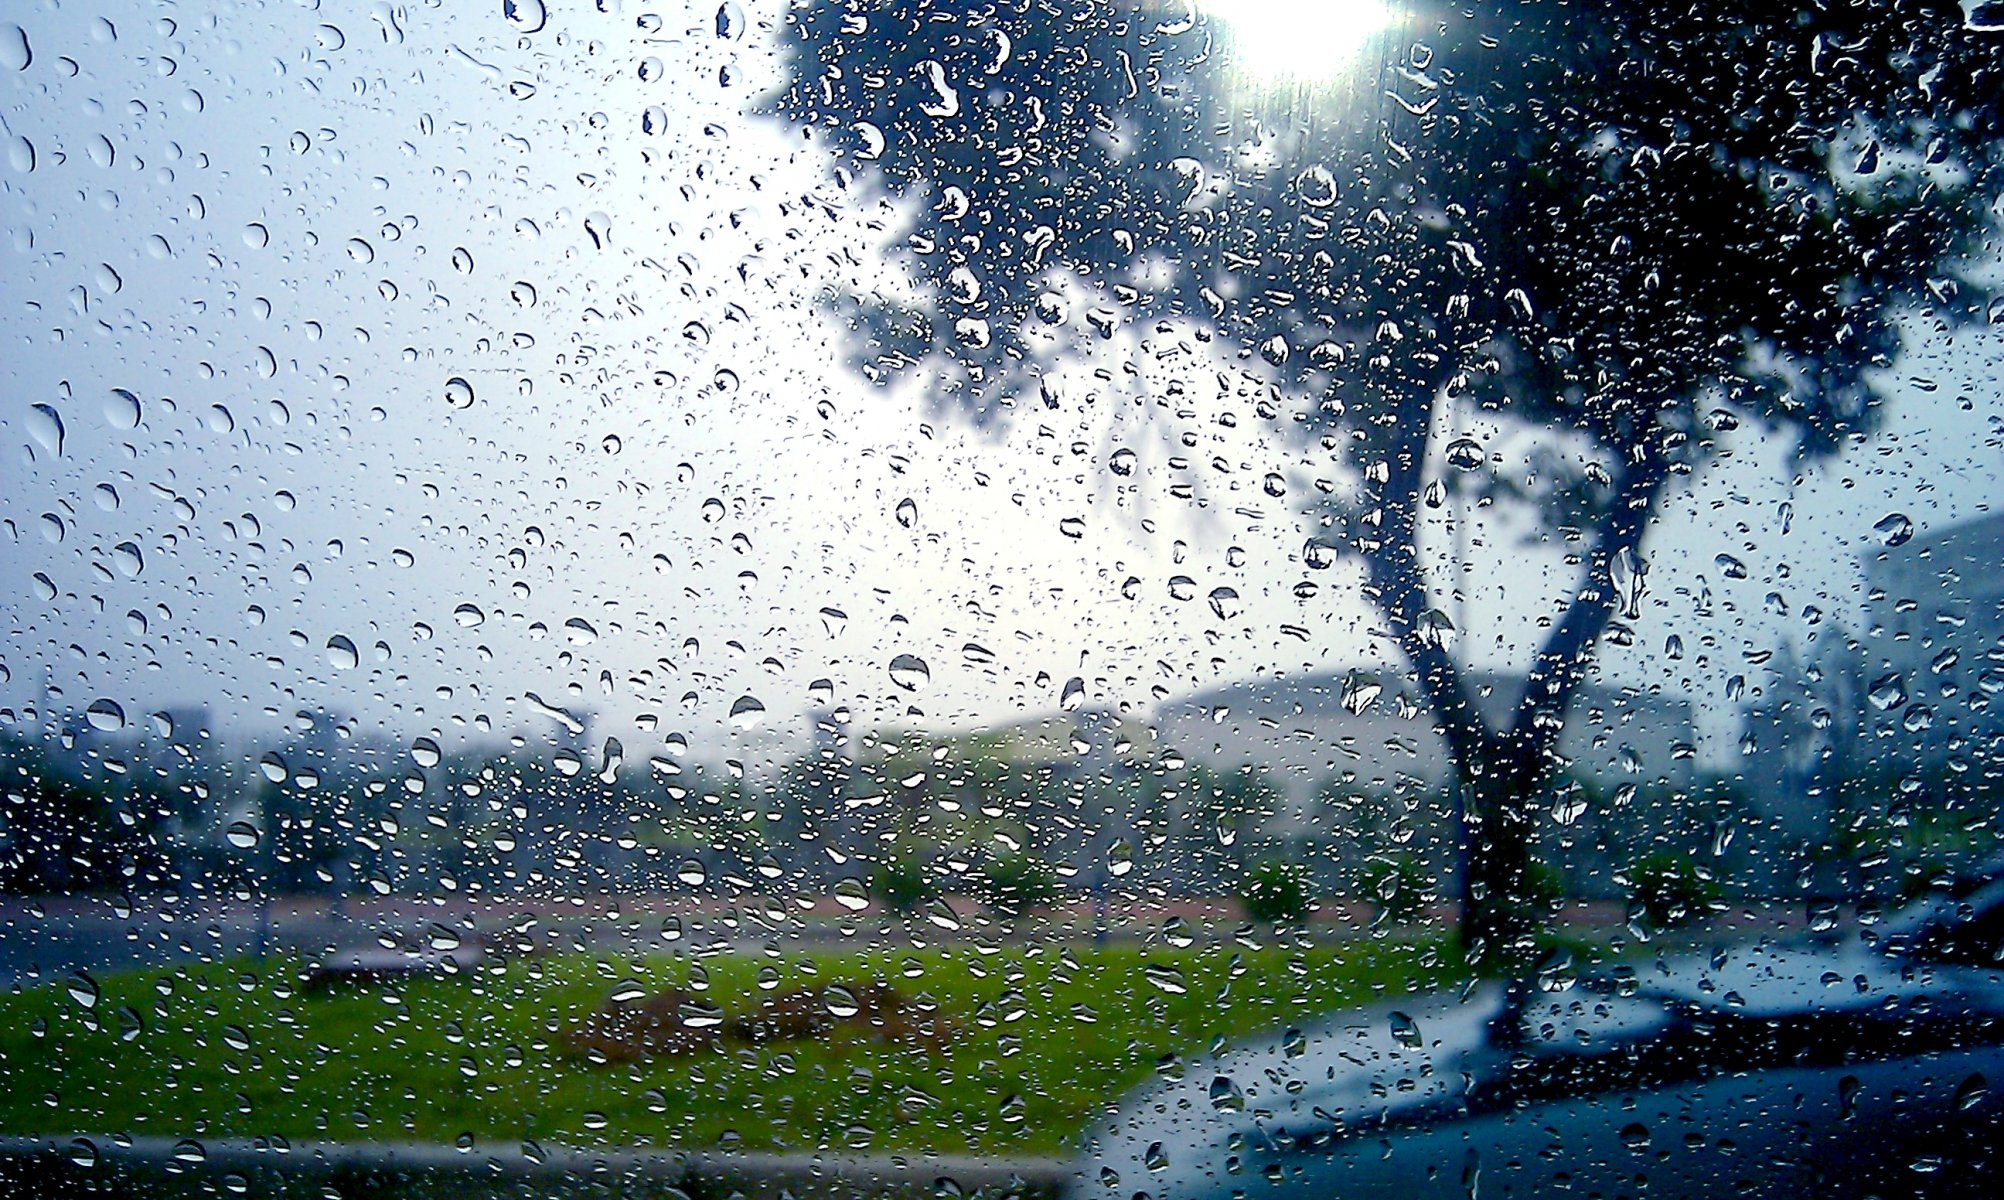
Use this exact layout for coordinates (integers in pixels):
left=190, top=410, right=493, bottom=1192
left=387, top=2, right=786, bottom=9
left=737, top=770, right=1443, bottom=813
left=0, top=1136, right=1077, bottom=1198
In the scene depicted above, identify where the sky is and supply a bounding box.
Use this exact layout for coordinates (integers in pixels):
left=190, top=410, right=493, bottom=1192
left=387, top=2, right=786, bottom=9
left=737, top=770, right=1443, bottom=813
left=2, top=0, right=2001, bottom=780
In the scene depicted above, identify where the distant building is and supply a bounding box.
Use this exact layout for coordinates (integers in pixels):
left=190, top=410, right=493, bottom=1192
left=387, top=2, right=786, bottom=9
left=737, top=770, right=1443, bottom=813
left=1151, top=668, right=1697, bottom=811
left=1862, top=510, right=2004, bottom=768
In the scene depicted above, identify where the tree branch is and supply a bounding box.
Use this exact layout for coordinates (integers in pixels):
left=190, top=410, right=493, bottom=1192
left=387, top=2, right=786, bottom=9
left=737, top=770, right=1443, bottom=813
left=1510, top=435, right=1674, bottom=748
left=1356, top=380, right=1493, bottom=775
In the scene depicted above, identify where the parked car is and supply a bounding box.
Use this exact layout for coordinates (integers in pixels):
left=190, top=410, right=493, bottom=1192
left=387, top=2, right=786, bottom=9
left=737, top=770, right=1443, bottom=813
left=1087, top=873, right=2004, bottom=1199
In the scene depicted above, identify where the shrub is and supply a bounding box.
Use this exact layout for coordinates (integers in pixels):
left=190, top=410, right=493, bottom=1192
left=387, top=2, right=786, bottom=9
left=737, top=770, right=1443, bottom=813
left=1241, top=860, right=1312, bottom=925
left=1360, top=854, right=1433, bottom=924
left=870, top=855, right=936, bottom=914
left=1629, top=850, right=1722, bottom=928
left=982, top=851, right=1057, bottom=918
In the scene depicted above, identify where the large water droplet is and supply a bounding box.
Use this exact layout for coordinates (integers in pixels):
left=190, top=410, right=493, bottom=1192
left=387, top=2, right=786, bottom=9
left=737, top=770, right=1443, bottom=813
left=225, top=821, right=261, bottom=850
left=326, top=635, right=359, bottom=671
left=502, top=0, right=547, bottom=34
left=1444, top=437, right=1485, bottom=471
left=0, top=24, right=30, bottom=71
left=444, top=376, right=475, bottom=409
left=729, top=695, right=767, bottom=730
left=1873, top=511, right=1914, bottom=547
left=103, top=388, right=142, bottom=429
left=1388, top=1011, right=1422, bottom=1049
left=26, top=403, right=63, bottom=457
left=85, top=699, right=126, bottom=732
left=888, top=654, right=931, bottom=691
left=716, top=1, right=746, bottom=40
left=1867, top=672, right=1907, bottom=712
left=1341, top=669, right=1382, bottom=715
left=66, top=970, right=100, bottom=1009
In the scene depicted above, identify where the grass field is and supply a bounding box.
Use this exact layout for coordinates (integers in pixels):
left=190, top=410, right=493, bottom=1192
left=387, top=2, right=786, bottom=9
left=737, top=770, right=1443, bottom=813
left=0, top=934, right=1461, bottom=1157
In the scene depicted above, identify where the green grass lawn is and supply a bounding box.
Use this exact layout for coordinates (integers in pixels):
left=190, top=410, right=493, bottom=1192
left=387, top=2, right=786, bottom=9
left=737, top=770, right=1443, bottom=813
left=0, top=935, right=1459, bottom=1158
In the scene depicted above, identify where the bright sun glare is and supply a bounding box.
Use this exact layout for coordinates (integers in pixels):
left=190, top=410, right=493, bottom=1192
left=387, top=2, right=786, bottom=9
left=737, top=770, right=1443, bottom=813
left=1209, top=0, right=1399, bottom=80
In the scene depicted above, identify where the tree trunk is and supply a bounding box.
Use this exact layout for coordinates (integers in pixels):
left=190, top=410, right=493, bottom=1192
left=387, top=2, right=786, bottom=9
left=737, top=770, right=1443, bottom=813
left=1454, top=739, right=1550, bottom=969
left=1351, top=371, right=1674, bottom=971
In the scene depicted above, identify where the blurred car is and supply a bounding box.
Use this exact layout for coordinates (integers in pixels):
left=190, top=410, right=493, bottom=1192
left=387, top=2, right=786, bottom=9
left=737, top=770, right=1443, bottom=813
left=1086, top=874, right=2004, bottom=1199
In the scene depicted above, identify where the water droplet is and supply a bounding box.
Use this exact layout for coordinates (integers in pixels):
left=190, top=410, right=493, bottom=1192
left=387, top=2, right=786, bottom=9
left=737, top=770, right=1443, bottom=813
left=895, top=498, right=918, bottom=528
left=1303, top=538, right=1338, bottom=570
left=1207, top=587, right=1242, bottom=620
left=0, top=24, right=30, bottom=71
left=729, top=695, right=766, bottom=730
left=716, top=1, right=745, bottom=40
left=583, top=212, right=612, bottom=250
left=326, top=635, right=359, bottom=671
left=1444, top=438, right=1485, bottom=471
left=1295, top=165, right=1337, bottom=207
left=502, top=0, right=547, bottom=34
left=26, top=403, right=64, bottom=457
left=453, top=604, right=485, bottom=628
left=259, top=752, right=289, bottom=783
left=1873, top=512, right=1914, bottom=547
left=411, top=737, right=442, bottom=768
left=85, top=699, right=126, bottom=732
left=825, top=985, right=860, bottom=1018
left=1167, top=575, right=1196, bottom=601
left=677, top=859, right=708, bottom=887
left=1955, top=1072, right=1988, bottom=1110
left=1060, top=676, right=1086, bottom=711
left=833, top=877, right=870, bottom=910
left=7, top=135, right=33, bottom=173
left=888, top=654, right=931, bottom=691
left=444, top=376, right=475, bottom=409
left=1207, top=1075, right=1243, bottom=1111
left=1867, top=672, right=1907, bottom=711
left=1107, top=840, right=1133, bottom=877
left=918, top=60, right=960, bottom=118
left=563, top=617, right=598, bottom=645
left=1109, top=447, right=1137, bottom=476
left=103, top=388, right=142, bottom=429
left=207, top=404, right=236, bottom=434
left=1059, top=516, right=1086, bottom=539
left=1388, top=1011, right=1422, bottom=1048
left=225, top=821, right=260, bottom=850
left=66, top=970, right=100, bottom=1009
left=66, top=1138, right=97, bottom=1169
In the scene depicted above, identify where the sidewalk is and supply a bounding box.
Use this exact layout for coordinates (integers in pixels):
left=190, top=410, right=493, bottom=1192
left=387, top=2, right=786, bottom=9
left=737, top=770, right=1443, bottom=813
left=0, top=1135, right=1075, bottom=1199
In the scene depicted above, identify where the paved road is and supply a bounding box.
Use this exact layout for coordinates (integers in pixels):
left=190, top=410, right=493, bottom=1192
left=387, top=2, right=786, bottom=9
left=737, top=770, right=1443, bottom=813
left=0, top=892, right=1817, bottom=987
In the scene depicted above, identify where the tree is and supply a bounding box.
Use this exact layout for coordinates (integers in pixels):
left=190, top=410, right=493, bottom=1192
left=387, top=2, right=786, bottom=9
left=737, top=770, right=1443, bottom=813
left=771, top=2, right=2003, bottom=963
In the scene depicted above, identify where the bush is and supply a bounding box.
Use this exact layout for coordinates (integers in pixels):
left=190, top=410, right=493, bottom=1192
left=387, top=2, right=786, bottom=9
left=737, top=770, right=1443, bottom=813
left=870, top=855, right=937, bottom=914
left=982, top=851, right=1057, bottom=918
left=1360, top=854, right=1433, bottom=924
left=1629, top=850, right=1722, bottom=928
left=1241, top=860, right=1312, bottom=925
